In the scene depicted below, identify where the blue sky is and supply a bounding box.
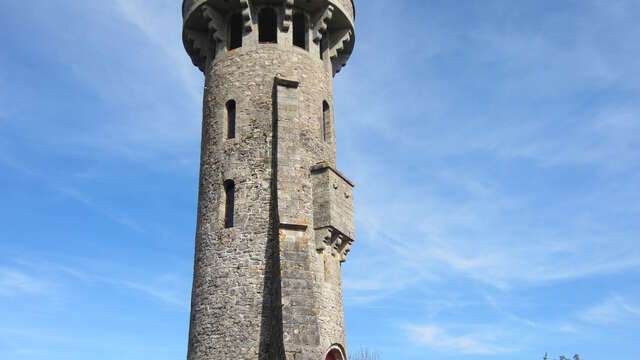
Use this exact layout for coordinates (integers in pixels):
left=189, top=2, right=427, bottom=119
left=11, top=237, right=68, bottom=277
left=1, top=0, right=639, bottom=359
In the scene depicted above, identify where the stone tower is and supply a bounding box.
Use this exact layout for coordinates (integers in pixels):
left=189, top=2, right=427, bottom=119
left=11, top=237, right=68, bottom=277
left=181, top=1, right=356, bottom=359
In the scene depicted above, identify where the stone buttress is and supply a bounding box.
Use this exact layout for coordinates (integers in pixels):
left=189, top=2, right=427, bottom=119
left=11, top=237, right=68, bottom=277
left=181, top=1, right=356, bottom=359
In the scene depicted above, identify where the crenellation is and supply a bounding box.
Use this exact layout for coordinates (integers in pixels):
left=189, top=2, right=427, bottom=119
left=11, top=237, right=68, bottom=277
left=328, top=29, right=352, bottom=75
left=201, top=5, right=225, bottom=41
left=183, top=0, right=354, bottom=76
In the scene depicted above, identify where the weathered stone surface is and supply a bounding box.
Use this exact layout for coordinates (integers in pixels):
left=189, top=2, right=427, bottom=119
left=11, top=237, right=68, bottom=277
left=182, top=1, right=356, bottom=359
left=333, top=0, right=355, bottom=22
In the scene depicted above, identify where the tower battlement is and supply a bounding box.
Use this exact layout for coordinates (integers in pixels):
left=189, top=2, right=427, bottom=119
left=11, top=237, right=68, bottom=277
left=182, top=0, right=355, bottom=75
left=182, top=1, right=357, bottom=360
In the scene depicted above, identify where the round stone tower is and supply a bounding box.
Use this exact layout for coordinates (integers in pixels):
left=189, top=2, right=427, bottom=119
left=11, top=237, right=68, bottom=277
left=181, top=1, right=356, bottom=359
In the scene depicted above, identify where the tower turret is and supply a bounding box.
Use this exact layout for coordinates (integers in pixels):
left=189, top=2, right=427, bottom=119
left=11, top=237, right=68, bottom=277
left=181, top=1, right=356, bottom=360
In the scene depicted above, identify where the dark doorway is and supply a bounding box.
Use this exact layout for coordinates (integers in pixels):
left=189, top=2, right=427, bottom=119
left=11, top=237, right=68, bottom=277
left=229, top=13, right=243, bottom=50
left=259, top=8, right=278, bottom=43
left=292, top=12, right=306, bottom=49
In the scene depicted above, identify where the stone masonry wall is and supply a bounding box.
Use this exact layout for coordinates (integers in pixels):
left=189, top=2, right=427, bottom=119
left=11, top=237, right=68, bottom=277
left=189, top=45, right=347, bottom=360
left=186, top=2, right=355, bottom=360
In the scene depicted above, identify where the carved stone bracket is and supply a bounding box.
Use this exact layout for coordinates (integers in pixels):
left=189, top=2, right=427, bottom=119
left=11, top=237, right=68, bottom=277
left=316, top=227, right=354, bottom=263
left=329, top=29, right=352, bottom=58
left=240, top=0, right=253, bottom=33
left=329, top=29, right=353, bottom=75
left=184, top=29, right=209, bottom=72
left=282, top=0, right=294, bottom=31
left=183, top=4, right=227, bottom=71
left=313, top=5, right=334, bottom=44
left=201, top=4, right=225, bottom=41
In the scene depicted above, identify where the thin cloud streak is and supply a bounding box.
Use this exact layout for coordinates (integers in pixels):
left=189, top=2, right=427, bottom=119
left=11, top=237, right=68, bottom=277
left=580, top=295, right=640, bottom=324
left=407, top=324, right=517, bottom=355
left=0, top=267, right=51, bottom=297
left=6, top=258, right=189, bottom=308
left=55, top=186, right=146, bottom=234
left=114, top=0, right=203, bottom=103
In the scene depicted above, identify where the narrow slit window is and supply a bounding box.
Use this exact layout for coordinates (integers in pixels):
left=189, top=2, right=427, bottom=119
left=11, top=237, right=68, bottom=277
left=224, top=180, right=235, bottom=228
left=229, top=13, right=243, bottom=50
left=320, top=38, right=327, bottom=60
left=210, top=38, right=217, bottom=60
left=292, top=12, right=306, bottom=49
left=226, top=100, right=236, bottom=139
left=258, top=8, right=278, bottom=43
left=322, top=101, right=330, bottom=142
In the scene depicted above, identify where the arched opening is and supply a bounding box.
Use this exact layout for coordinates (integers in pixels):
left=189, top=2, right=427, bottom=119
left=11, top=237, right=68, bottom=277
left=229, top=13, right=243, bottom=50
left=292, top=12, right=307, bottom=49
left=258, top=8, right=278, bottom=43
left=223, top=180, right=235, bottom=229
left=226, top=100, right=236, bottom=139
left=322, top=101, right=330, bottom=142
left=325, top=349, right=344, bottom=360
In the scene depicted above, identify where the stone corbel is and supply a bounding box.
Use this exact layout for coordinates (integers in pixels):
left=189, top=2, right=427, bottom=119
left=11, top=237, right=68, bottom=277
left=329, top=29, right=353, bottom=75
left=339, top=237, right=353, bottom=263
left=240, top=0, right=253, bottom=33
left=331, top=233, right=344, bottom=257
left=316, top=227, right=334, bottom=252
left=329, top=29, right=352, bottom=59
left=282, top=0, right=294, bottom=31
left=313, top=5, right=334, bottom=43
left=331, top=53, right=349, bottom=75
left=185, top=29, right=209, bottom=71
left=201, top=5, right=225, bottom=41
left=315, top=227, right=354, bottom=263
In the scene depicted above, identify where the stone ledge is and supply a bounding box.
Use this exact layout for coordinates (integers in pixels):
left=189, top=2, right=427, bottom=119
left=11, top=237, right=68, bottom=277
left=275, top=76, right=300, bottom=88
left=310, top=161, right=354, bottom=187
left=280, top=222, right=308, bottom=231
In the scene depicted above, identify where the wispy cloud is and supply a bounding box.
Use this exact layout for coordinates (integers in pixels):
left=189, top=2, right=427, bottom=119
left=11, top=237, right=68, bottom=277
left=52, top=186, right=145, bottom=233
left=0, top=267, right=50, bottom=297
left=114, top=0, right=202, bottom=102
left=348, top=191, right=640, bottom=296
left=65, top=263, right=189, bottom=308
left=118, top=278, right=187, bottom=307
left=407, top=323, right=517, bottom=355
left=0, top=144, right=34, bottom=175
left=8, top=258, right=189, bottom=308
left=580, top=295, right=640, bottom=324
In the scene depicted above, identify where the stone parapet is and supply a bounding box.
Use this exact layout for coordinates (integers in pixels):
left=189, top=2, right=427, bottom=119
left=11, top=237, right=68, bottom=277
left=182, top=0, right=355, bottom=76
left=331, top=0, right=355, bottom=22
